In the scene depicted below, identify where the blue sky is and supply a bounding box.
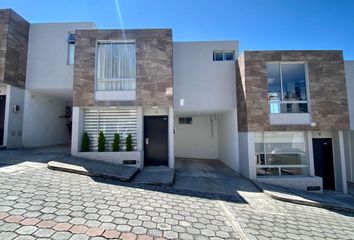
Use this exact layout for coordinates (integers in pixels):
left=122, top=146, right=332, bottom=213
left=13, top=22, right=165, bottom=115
left=1, top=0, right=353, bottom=59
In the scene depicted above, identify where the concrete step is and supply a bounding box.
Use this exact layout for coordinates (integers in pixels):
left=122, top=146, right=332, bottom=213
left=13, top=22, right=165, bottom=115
left=132, top=166, right=174, bottom=186
left=47, top=158, right=139, bottom=182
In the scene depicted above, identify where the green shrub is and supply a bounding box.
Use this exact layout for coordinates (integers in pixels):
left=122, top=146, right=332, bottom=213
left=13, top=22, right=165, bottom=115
left=126, top=134, right=133, bottom=151
left=81, top=132, right=90, bottom=152
left=111, top=133, right=120, bottom=152
left=98, top=131, right=106, bottom=152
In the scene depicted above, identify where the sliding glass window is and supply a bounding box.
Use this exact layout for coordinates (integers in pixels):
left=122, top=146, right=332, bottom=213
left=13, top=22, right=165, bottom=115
left=267, top=63, right=308, bottom=113
left=96, top=42, right=136, bottom=91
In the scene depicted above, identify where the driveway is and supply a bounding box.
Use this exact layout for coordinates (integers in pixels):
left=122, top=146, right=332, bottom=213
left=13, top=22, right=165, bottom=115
left=0, top=148, right=353, bottom=239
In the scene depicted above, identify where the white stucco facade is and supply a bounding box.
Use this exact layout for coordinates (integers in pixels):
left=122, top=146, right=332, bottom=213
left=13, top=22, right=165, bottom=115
left=344, top=61, right=354, bottom=183
left=173, top=41, right=238, bottom=114
left=25, top=22, right=96, bottom=96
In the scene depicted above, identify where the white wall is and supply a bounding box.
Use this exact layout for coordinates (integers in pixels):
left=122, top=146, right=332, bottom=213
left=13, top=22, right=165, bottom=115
left=345, top=61, right=354, bottom=130
left=26, top=22, right=95, bottom=92
left=217, top=110, right=239, bottom=171
left=0, top=85, right=7, bottom=95
left=332, top=131, right=348, bottom=193
left=344, top=130, right=354, bottom=182
left=22, top=91, right=69, bottom=147
left=174, top=115, right=218, bottom=159
left=238, top=132, right=256, bottom=179
left=173, top=41, right=238, bottom=113
left=3, top=86, right=25, bottom=148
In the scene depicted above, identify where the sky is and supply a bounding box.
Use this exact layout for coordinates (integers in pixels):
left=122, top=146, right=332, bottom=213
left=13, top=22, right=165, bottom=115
left=0, top=0, right=353, bottom=59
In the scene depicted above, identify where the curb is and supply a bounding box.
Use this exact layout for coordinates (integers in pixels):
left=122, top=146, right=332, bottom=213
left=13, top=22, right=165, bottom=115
left=251, top=180, right=354, bottom=213
left=47, top=161, right=138, bottom=182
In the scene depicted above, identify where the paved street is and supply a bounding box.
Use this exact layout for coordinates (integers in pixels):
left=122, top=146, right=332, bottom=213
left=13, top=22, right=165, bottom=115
left=0, top=155, right=353, bottom=239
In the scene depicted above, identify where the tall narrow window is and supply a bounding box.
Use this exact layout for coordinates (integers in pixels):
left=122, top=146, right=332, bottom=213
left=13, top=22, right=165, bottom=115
left=96, top=42, right=136, bottom=91
left=67, top=33, right=75, bottom=65
left=267, top=63, right=308, bottom=113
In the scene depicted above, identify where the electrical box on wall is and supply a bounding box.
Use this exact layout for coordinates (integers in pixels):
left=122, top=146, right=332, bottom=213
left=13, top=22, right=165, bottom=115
left=12, top=105, right=20, bottom=113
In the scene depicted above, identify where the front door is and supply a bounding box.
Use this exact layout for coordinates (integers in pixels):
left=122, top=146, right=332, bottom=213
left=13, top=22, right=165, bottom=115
left=313, top=138, right=335, bottom=190
left=144, top=116, right=168, bottom=166
left=0, top=95, right=6, bottom=145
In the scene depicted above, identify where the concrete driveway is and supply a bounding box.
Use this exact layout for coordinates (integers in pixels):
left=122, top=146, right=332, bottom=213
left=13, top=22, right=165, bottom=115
left=174, top=158, right=259, bottom=195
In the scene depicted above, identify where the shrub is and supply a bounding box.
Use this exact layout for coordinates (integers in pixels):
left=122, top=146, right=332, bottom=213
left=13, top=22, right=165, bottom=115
left=98, top=131, right=106, bottom=152
left=112, top=133, right=120, bottom=152
left=81, top=132, right=90, bottom=152
left=126, top=134, right=133, bottom=151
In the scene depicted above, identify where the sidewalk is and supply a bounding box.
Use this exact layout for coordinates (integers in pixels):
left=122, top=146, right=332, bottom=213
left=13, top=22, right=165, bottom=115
left=253, top=180, right=354, bottom=213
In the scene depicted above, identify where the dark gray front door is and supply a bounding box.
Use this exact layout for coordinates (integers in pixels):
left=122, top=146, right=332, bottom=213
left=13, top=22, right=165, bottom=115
left=313, top=138, right=335, bottom=190
left=0, top=95, right=5, bottom=145
left=144, top=116, right=168, bottom=166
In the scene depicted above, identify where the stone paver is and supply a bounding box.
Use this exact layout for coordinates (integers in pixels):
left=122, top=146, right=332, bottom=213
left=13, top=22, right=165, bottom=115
left=1, top=149, right=354, bottom=240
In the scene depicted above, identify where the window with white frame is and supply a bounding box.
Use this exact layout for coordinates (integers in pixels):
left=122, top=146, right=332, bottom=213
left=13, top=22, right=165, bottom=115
left=213, top=50, right=234, bottom=61
left=267, top=63, right=308, bottom=113
left=255, top=132, right=308, bottom=176
left=67, top=33, right=75, bottom=65
left=96, top=42, right=136, bottom=91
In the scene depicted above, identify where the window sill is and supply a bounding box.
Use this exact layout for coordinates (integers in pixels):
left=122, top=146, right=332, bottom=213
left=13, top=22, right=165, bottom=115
left=95, top=90, right=136, bottom=101
left=269, top=113, right=311, bottom=125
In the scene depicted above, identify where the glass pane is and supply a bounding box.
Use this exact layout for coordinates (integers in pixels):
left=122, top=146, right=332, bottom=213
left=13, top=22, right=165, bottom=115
left=282, top=64, right=307, bottom=101
left=264, top=132, right=307, bottom=165
left=267, top=64, right=282, bottom=104
left=179, top=118, right=186, bottom=124
left=224, top=51, right=234, bottom=60
left=256, top=167, right=279, bottom=176
left=68, top=43, right=75, bottom=65
left=266, top=153, right=305, bottom=165
left=280, top=103, right=308, bottom=113
left=281, top=167, right=307, bottom=176
left=185, top=117, right=192, bottom=124
left=213, top=52, right=223, bottom=61
left=256, top=154, right=265, bottom=165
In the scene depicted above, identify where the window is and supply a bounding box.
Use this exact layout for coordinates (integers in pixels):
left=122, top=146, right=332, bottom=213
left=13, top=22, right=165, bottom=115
left=267, top=63, right=308, bottom=113
left=179, top=117, right=192, bottom=124
left=213, top=51, right=234, bottom=61
left=96, top=42, right=136, bottom=91
left=67, top=33, right=75, bottom=65
left=255, top=132, right=308, bottom=176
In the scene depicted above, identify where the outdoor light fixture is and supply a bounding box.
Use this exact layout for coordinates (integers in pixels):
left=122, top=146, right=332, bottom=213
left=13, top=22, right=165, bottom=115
left=12, top=105, right=20, bottom=113
left=310, top=122, right=317, bottom=127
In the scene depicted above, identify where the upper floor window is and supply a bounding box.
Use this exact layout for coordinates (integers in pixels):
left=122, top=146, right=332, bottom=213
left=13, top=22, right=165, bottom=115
left=213, top=50, right=234, bottom=61
left=96, top=42, right=136, bottom=91
left=67, top=33, right=75, bottom=65
left=267, top=63, right=308, bottom=113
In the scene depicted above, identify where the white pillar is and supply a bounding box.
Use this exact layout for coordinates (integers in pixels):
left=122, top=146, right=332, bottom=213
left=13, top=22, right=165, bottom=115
left=137, top=107, right=144, bottom=169
left=71, top=107, right=83, bottom=155
left=307, top=131, right=315, bottom=176
left=168, top=106, right=175, bottom=169
left=248, top=132, right=257, bottom=179
left=338, top=130, right=348, bottom=194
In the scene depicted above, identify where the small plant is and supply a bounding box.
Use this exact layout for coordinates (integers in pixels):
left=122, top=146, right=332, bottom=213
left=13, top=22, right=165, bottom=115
left=81, top=132, right=90, bottom=152
left=125, top=134, right=133, bottom=151
left=98, top=131, right=106, bottom=152
left=111, top=133, right=121, bottom=152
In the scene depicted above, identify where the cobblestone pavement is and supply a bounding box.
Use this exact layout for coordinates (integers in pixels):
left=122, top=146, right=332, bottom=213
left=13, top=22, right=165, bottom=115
left=0, top=163, right=241, bottom=240
left=0, top=162, right=354, bottom=240
left=227, top=191, right=354, bottom=240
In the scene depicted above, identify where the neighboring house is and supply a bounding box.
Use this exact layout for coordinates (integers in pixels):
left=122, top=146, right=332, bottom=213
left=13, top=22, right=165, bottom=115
left=237, top=51, right=350, bottom=193
left=0, top=9, right=353, bottom=193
